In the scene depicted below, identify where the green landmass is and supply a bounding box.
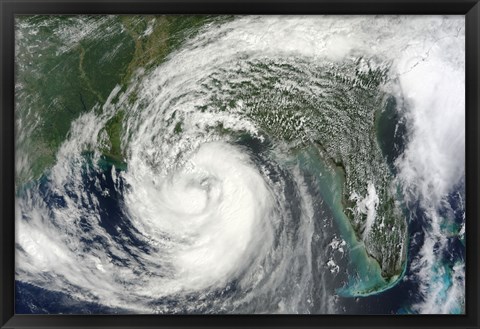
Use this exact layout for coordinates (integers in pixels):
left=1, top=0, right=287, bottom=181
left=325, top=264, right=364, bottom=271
left=190, top=58, right=407, bottom=279
left=15, top=15, right=407, bottom=284
left=16, top=15, right=219, bottom=185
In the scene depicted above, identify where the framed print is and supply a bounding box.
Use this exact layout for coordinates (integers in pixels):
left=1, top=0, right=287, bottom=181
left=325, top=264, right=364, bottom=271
left=1, top=0, right=479, bottom=328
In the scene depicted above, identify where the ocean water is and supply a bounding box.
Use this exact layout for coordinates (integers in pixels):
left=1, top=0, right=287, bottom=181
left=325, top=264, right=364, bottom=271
left=15, top=15, right=465, bottom=314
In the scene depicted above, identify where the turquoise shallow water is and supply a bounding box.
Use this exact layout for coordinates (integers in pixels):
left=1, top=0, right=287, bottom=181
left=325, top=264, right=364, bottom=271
left=14, top=15, right=465, bottom=314
left=296, top=146, right=405, bottom=297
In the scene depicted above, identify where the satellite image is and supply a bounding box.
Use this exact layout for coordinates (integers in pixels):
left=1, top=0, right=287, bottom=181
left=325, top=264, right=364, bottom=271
left=14, top=15, right=465, bottom=314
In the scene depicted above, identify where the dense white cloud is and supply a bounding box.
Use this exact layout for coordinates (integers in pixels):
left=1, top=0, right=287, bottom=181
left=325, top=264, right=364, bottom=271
left=15, top=15, right=464, bottom=314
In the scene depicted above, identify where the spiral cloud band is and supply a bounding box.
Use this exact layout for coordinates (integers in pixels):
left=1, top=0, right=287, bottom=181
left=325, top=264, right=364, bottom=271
left=15, top=15, right=465, bottom=314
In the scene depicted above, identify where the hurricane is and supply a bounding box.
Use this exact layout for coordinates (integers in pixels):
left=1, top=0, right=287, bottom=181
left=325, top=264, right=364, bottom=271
left=15, top=15, right=465, bottom=314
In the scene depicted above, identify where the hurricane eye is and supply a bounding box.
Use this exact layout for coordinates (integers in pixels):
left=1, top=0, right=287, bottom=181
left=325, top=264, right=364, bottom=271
left=15, top=15, right=466, bottom=315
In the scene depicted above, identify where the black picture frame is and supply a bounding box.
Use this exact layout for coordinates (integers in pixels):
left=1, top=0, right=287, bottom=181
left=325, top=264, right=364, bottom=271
left=1, top=0, right=479, bottom=328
